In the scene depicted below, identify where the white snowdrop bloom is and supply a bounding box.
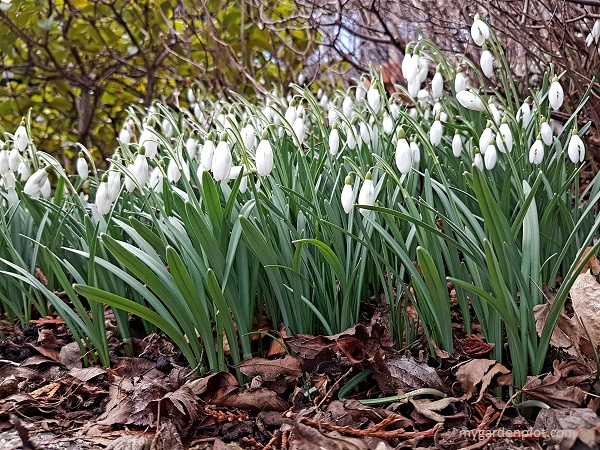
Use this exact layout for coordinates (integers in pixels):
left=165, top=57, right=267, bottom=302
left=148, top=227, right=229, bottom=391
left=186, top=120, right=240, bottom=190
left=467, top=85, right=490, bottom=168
left=292, top=116, right=306, bottom=146
left=40, top=178, right=51, bottom=198
left=484, top=140, right=498, bottom=170
left=480, top=48, right=494, bottom=78
left=342, top=96, right=353, bottom=119
left=567, top=131, right=585, bottom=163
left=407, top=80, right=420, bottom=98
left=96, top=175, right=111, bottom=215
left=0, top=148, right=9, bottom=175
left=18, top=159, right=30, bottom=181
left=452, top=132, right=463, bottom=157
left=456, top=90, right=485, bottom=112
left=358, top=172, right=375, bottom=215
left=403, top=53, right=419, bottom=85
left=212, top=138, right=232, bottom=182
left=390, top=103, right=400, bottom=120
left=355, top=83, right=367, bottom=102
left=497, top=120, right=513, bottom=153
left=529, top=138, right=544, bottom=165
left=76, top=153, right=89, bottom=180
left=162, top=118, right=173, bottom=139
left=329, top=126, right=340, bottom=155
left=408, top=108, right=418, bottom=120
left=239, top=172, right=248, bottom=193
left=471, top=15, right=490, bottom=46
left=540, top=120, right=553, bottom=146
left=382, top=115, right=394, bottom=135
left=243, top=124, right=256, bottom=150
left=297, top=73, right=305, bottom=85
left=432, top=102, right=442, bottom=117
left=517, top=100, right=532, bottom=129
left=201, top=138, right=215, bottom=171
left=430, top=118, right=443, bottom=146
left=187, top=87, right=195, bottom=104
left=395, top=137, right=412, bottom=174
left=417, top=89, right=429, bottom=109
left=328, top=108, right=338, bottom=127
left=474, top=153, right=484, bottom=171
left=284, top=103, right=297, bottom=126
left=548, top=77, right=564, bottom=111
left=455, top=70, right=467, bottom=92
left=367, top=85, right=381, bottom=113
left=262, top=104, right=274, bottom=122
left=410, top=140, right=421, bottom=168
left=488, top=101, right=501, bottom=125
left=416, top=57, right=429, bottom=85
left=139, top=124, right=159, bottom=158
left=255, top=138, right=274, bottom=176
left=107, top=170, right=121, bottom=202
left=341, top=176, right=355, bottom=214
left=193, top=103, right=203, bottom=122
left=185, top=137, right=198, bottom=159
left=588, top=20, right=600, bottom=46
left=432, top=71, right=444, bottom=99
left=24, top=167, right=50, bottom=196
left=8, top=148, right=19, bottom=172
left=2, top=170, right=15, bottom=189
left=440, top=111, right=448, bottom=123
left=133, top=150, right=149, bottom=186
left=14, top=120, right=28, bottom=152
left=360, top=122, right=371, bottom=147
left=167, top=158, right=182, bottom=183
left=149, top=166, right=164, bottom=193
left=346, top=125, right=357, bottom=150
left=479, top=125, right=494, bottom=154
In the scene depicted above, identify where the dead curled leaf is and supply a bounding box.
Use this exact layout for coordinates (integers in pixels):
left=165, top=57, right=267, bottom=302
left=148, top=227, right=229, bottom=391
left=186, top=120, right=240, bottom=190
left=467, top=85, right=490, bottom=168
left=455, top=359, right=511, bottom=403
left=234, top=355, right=302, bottom=382
left=371, top=352, right=447, bottom=395
left=521, top=374, right=587, bottom=409
left=534, top=408, right=600, bottom=450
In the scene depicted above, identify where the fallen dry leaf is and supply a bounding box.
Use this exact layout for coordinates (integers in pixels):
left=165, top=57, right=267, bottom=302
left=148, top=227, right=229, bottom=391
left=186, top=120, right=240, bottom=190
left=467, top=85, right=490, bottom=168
left=521, top=372, right=588, bottom=409
left=151, top=420, right=184, bottom=450
left=213, top=387, right=288, bottom=411
left=410, top=397, right=465, bottom=425
left=293, top=421, right=368, bottom=450
left=69, top=367, right=106, bottom=382
left=188, top=372, right=238, bottom=403
left=455, top=359, right=511, bottom=402
left=235, top=355, right=302, bottom=382
left=534, top=408, right=600, bottom=450
left=105, top=434, right=152, bottom=450
left=59, top=342, right=82, bottom=369
left=0, top=366, right=45, bottom=398
left=571, top=269, right=600, bottom=350
left=455, top=335, right=494, bottom=356
left=371, top=352, right=447, bottom=394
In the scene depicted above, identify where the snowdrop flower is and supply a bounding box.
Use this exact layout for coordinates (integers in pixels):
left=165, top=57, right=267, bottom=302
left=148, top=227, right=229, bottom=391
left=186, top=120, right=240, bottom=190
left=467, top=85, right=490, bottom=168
left=456, top=90, right=486, bottom=112
left=416, top=57, right=429, bottom=85
left=497, top=119, right=513, bottom=153
left=586, top=20, right=600, bottom=46
left=417, top=89, right=429, bottom=109
left=118, top=121, right=132, bottom=144
left=342, top=96, right=353, bottom=119
left=390, top=103, right=400, bottom=120
left=471, top=14, right=490, bottom=46
left=329, top=125, right=340, bottom=155
left=256, top=136, right=274, bottom=176
left=212, top=134, right=232, bottom=181
left=567, top=130, right=585, bottom=163
left=18, top=160, right=30, bottom=181
left=402, top=52, right=419, bottom=85
left=139, top=123, right=159, bottom=158
left=548, top=77, right=564, bottom=111
left=107, top=169, right=121, bottom=202
left=367, top=84, right=381, bottom=113
left=40, top=178, right=51, bottom=199
left=292, top=115, right=306, bottom=146
left=96, top=174, right=111, bottom=215
left=355, top=82, right=367, bottom=102
left=149, top=165, right=164, bottom=193
left=432, top=70, right=444, bottom=100
left=243, top=123, right=256, bottom=150
left=167, top=158, right=182, bottom=183
left=201, top=136, right=215, bottom=171
left=484, top=139, right=498, bottom=170
left=186, top=136, right=198, bottom=159
left=14, top=120, right=28, bottom=152
left=162, top=118, right=174, bottom=139
left=479, top=123, right=494, bottom=154
left=193, top=103, right=203, bottom=122
left=341, top=176, right=355, bottom=214
left=517, top=99, right=532, bottom=129
left=529, top=137, right=544, bottom=165
left=0, top=146, right=9, bottom=175
left=430, top=117, right=443, bottom=146
left=328, top=108, right=338, bottom=127
left=382, top=115, right=394, bottom=135
left=410, top=139, right=421, bottom=168
left=358, top=171, right=375, bottom=215
left=540, top=119, right=553, bottom=146
left=284, top=102, right=297, bottom=126
left=360, top=122, right=371, bottom=147
left=186, top=86, right=196, bottom=104
left=452, top=132, right=463, bottom=157
left=76, top=152, right=89, bottom=180
left=395, top=131, right=412, bottom=174
left=488, top=100, right=501, bottom=125
left=8, top=148, right=19, bottom=172
left=474, top=152, right=484, bottom=171
left=346, top=123, right=357, bottom=150
left=455, top=68, right=467, bottom=92
left=408, top=108, right=418, bottom=120
left=407, top=80, right=420, bottom=98
left=23, top=166, right=51, bottom=196
left=480, top=46, right=494, bottom=78
left=2, top=171, right=15, bottom=189
left=432, top=102, right=442, bottom=117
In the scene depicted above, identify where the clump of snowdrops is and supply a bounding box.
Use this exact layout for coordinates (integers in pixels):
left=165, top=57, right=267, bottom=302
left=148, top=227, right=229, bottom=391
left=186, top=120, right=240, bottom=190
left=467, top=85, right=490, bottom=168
left=0, top=15, right=598, bottom=390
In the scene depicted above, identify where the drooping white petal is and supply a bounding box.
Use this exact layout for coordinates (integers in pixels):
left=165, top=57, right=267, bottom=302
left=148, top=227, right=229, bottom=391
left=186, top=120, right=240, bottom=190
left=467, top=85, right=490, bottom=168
left=567, top=133, right=585, bottom=163
left=429, top=120, right=443, bottom=146
left=540, top=121, right=553, bottom=146
left=329, top=128, right=340, bottom=155
left=548, top=79, right=564, bottom=111
left=456, top=91, right=486, bottom=112
left=395, top=138, right=412, bottom=174
left=452, top=133, right=463, bottom=157
left=529, top=139, right=544, bottom=165
left=497, top=122, right=513, bottom=153
left=471, top=17, right=490, bottom=46
left=212, top=140, right=232, bottom=181
left=484, top=143, right=497, bottom=170
left=431, top=71, right=444, bottom=99
left=255, top=139, right=274, bottom=176
left=480, top=50, right=494, bottom=78
left=76, top=156, right=89, bottom=180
